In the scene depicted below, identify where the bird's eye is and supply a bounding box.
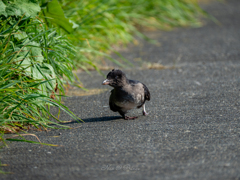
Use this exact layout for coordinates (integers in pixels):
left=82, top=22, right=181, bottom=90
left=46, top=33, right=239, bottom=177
left=115, top=76, right=118, bottom=79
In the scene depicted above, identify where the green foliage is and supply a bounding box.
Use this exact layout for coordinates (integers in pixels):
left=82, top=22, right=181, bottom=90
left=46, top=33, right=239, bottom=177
left=0, top=0, right=79, bottom=143
left=1, top=0, right=40, bottom=17
left=41, top=0, right=76, bottom=33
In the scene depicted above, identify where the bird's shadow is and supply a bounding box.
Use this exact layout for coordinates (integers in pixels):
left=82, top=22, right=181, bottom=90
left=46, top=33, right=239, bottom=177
left=61, top=116, right=122, bottom=125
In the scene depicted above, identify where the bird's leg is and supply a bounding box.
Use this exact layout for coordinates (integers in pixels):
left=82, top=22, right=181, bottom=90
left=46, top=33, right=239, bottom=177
left=122, top=113, right=138, bottom=120
left=142, top=104, right=148, bottom=116
left=124, top=116, right=138, bottom=120
left=119, top=110, right=138, bottom=120
left=119, top=104, right=148, bottom=119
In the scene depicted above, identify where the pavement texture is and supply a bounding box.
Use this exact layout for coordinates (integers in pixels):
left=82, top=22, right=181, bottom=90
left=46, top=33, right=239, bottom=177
left=1, top=0, right=240, bottom=179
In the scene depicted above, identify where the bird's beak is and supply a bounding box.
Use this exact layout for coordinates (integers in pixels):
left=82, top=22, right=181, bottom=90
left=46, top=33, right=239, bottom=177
left=102, top=79, right=110, bottom=85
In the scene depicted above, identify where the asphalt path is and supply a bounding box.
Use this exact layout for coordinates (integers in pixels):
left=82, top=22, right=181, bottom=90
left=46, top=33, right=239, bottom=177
left=1, top=0, right=240, bottom=179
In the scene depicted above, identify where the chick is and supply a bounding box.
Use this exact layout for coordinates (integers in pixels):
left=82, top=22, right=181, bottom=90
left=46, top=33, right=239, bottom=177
left=102, top=69, right=150, bottom=120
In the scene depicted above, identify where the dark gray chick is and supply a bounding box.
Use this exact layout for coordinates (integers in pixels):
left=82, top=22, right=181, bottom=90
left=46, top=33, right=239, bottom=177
left=102, top=69, right=150, bottom=120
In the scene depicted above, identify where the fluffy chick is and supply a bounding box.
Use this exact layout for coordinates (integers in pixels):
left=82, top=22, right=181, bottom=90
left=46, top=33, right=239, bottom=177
left=102, top=69, right=150, bottom=120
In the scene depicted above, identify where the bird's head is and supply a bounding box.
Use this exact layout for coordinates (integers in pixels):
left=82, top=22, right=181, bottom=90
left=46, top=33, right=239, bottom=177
left=102, top=69, right=127, bottom=88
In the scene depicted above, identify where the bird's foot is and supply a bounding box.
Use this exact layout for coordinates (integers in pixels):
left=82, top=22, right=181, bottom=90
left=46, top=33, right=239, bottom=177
left=142, top=110, right=148, bottom=116
left=124, top=116, right=138, bottom=120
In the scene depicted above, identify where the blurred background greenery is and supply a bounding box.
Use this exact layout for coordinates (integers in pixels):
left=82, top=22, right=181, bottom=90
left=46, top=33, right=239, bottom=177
left=0, top=0, right=207, bottom=144
left=61, top=0, right=206, bottom=70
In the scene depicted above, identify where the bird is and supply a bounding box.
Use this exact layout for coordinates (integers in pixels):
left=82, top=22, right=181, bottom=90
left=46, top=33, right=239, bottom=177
left=102, top=69, right=150, bottom=120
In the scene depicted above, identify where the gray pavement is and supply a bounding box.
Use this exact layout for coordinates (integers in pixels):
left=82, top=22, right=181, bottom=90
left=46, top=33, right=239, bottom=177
left=1, top=0, right=240, bottom=179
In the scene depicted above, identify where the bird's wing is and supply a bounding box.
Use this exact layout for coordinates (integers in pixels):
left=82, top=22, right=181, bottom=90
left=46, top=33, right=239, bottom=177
left=142, top=83, right=150, bottom=101
left=109, top=101, right=119, bottom=112
left=129, top=79, right=150, bottom=101
left=109, top=90, right=119, bottom=112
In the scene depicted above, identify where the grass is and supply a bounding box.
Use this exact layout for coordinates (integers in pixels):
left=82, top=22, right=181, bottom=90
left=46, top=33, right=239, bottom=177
left=0, top=15, right=80, bottom=146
